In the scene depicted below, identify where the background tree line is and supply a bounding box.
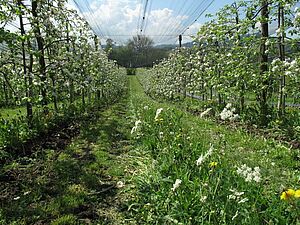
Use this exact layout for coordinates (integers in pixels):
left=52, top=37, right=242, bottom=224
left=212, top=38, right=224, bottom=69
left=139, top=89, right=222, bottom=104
left=105, top=35, right=171, bottom=68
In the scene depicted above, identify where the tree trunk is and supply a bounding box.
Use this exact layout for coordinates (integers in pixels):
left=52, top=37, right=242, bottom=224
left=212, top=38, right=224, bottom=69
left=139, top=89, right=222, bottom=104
left=3, top=81, right=8, bottom=106
left=31, top=0, right=48, bottom=113
left=233, top=2, right=245, bottom=112
left=18, top=0, right=33, bottom=123
left=27, top=40, right=34, bottom=124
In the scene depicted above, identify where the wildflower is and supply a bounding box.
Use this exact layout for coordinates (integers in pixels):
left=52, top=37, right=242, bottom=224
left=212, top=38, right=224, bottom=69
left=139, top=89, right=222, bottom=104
left=159, top=132, right=164, bottom=139
left=116, top=181, right=125, bottom=188
left=209, top=161, right=218, bottom=168
left=238, top=198, right=249, bottom=204
left=232, top=210, right=239, bottom=220
left=131, top=120, right=141, bottom=134
left=295, top=190, right=300, bottom=198
left=196, top=155, right=205, bottom=166
left=13, top=196, right=20, bottom=200
left=228, top=189, right=245, bottom=201
left=200, top=108, right=212, bottom=118
left=154, top=108, right=163, bottom=121
left=200, top=195, right=207, bottom=203
left=236, top=164, right=261, bottom=183
left=226, top=103, right=232, bottom=108
left=220, top=103, right=239, bottom=121
left=196, top=144, right=214, bottom=166
left=171, top=179, right=182, bottom=192
left=280, top=189, right=297, bottom=200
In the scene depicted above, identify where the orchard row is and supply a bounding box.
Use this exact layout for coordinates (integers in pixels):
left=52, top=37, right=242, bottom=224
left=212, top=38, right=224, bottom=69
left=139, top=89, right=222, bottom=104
left=142, top=0, right=300, bottom=126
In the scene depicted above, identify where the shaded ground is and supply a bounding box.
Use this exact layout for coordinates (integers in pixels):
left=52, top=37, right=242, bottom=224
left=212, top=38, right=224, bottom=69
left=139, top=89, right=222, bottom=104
left=0, top=97, right=132, bottom=224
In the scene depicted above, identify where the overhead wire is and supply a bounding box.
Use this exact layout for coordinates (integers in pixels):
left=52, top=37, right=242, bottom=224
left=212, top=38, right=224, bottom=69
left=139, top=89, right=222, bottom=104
left=142, top=0, right=153, bottom=35
left=154, top=0, right=187, bottom=43
left=166, top=0, right=207, bottom=38
left=180, top=0, right=215, bottom=35
left=72, top=0, right=215, bottom=46
left=136, top=0, right=145, bottom=35
left=156, top=0, right=208, bottom=44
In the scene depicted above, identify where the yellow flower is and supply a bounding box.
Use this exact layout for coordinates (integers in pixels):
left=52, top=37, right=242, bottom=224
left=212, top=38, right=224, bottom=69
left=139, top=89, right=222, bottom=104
left=295, top=190, right=300, bottom=198
left=155, top=118, right=164, bottom=122
left=280, top=189, right=295, bottom=201
left=209, top=162, right=218, bottom=168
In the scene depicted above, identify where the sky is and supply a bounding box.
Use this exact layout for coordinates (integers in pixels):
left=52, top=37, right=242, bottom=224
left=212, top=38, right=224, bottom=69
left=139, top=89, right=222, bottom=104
left=69, top=0, right=236, bottom=45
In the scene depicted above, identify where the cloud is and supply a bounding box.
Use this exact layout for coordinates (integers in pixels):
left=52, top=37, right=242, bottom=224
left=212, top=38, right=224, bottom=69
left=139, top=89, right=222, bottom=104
left=72, top=0, right=203, bottom=45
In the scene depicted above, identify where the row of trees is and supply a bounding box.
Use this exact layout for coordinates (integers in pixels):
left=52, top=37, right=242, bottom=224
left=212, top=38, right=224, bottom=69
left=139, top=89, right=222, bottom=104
left=142, top=0, right=300, bottom=125
left=105, top=35, right=170, bottom=68
left=0, top=0, right=125, bottom=122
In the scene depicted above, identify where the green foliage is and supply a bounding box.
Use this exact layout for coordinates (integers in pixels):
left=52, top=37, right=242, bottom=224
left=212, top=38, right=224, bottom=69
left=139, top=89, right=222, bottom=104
left=50, top=215, right=77, bottom=225
left=126, top=68, right=136, bottom=75
left=109, top=35, right=169, bottom=68
left=140, top=0, right=300, bottom=128
left=126, top=75, right=300, bottom=224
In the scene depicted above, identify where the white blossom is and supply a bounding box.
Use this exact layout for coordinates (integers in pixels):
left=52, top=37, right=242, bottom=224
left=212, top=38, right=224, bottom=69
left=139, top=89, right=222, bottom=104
left=237, top=164, right=261, bottom=183
left=131, top=120, right=142, bottom=134
left=154, top=108, right=163, bottom=121
left=200, top=108, right=212, bottom=118
left=171, top=179, right=182, bottom=192
left=196, top=144, right=214, bottom=166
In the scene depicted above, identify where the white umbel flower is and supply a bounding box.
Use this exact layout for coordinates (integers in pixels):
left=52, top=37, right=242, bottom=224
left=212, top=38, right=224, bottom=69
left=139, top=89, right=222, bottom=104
left=171, top=179, right=182, bottom=192
left=155, top=108, right=163, bottom=121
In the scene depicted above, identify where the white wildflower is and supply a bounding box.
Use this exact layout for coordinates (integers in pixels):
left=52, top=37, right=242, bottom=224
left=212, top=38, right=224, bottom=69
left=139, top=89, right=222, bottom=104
left=226, top=103, right=232, bottom=108
left=196, top=155, right=205, bottom=166
left=207, top=144, right=214, bottom=156
left=13, top=196, right=20, bottom=200
left=116, top=181, right=125, bottom=188
left=196, top=144, right=214, bottom=166
left=232, top=210, right=239, bottom=220
left=131, top=120, right=142, bottom=134
left=237, top=164, right=261, bottom=183
left=154, top=108, right=163, bottom=121
left=228, top=188, right=245, bottom=200
left=200, top=196, right=207, bottom=203
left=238, top=198, right=249, bottom=204
left=171, top=179, right=182, bottom=192
left=200, top=108, right=212, bottom=118
left=220, top=103, right=239, bottom=121
left=159, top=132, right=164, bottom=139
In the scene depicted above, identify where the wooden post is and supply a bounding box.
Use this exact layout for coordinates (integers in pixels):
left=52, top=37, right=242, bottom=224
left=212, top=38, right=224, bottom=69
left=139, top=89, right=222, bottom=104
left=179, top=35, right=182, bottom=48
left=277, top=4, right=286, bottom=116
left=18, top=0, right=33, bottom=123
left=259, top=0, right=269, bottom=124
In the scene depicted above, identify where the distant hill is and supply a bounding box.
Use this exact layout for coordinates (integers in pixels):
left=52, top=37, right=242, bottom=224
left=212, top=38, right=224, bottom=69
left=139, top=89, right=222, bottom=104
left=154, top=41, right=194, bottom=49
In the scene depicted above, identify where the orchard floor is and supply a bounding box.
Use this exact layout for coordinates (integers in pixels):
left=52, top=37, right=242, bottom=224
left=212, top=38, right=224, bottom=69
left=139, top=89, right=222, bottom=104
left=0, top=83, right=134, bottom=224
left=0, top=75, right=299, bottom=224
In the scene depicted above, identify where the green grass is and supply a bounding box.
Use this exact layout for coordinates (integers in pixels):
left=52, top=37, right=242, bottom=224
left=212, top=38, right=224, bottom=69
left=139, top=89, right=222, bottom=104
left=125, top=75, right=300, bottom=224
left=1, top=75, right=299, bottom=224
left=0, top=89, right=133, bottom=224
left=0, top=99, right=83, bottom=120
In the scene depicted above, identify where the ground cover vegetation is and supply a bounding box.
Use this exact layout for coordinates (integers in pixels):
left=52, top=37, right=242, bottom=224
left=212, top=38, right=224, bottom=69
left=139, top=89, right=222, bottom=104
left=125, top=76, right=300, bottom=224
left=1, top=0, right=300, bottom=224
